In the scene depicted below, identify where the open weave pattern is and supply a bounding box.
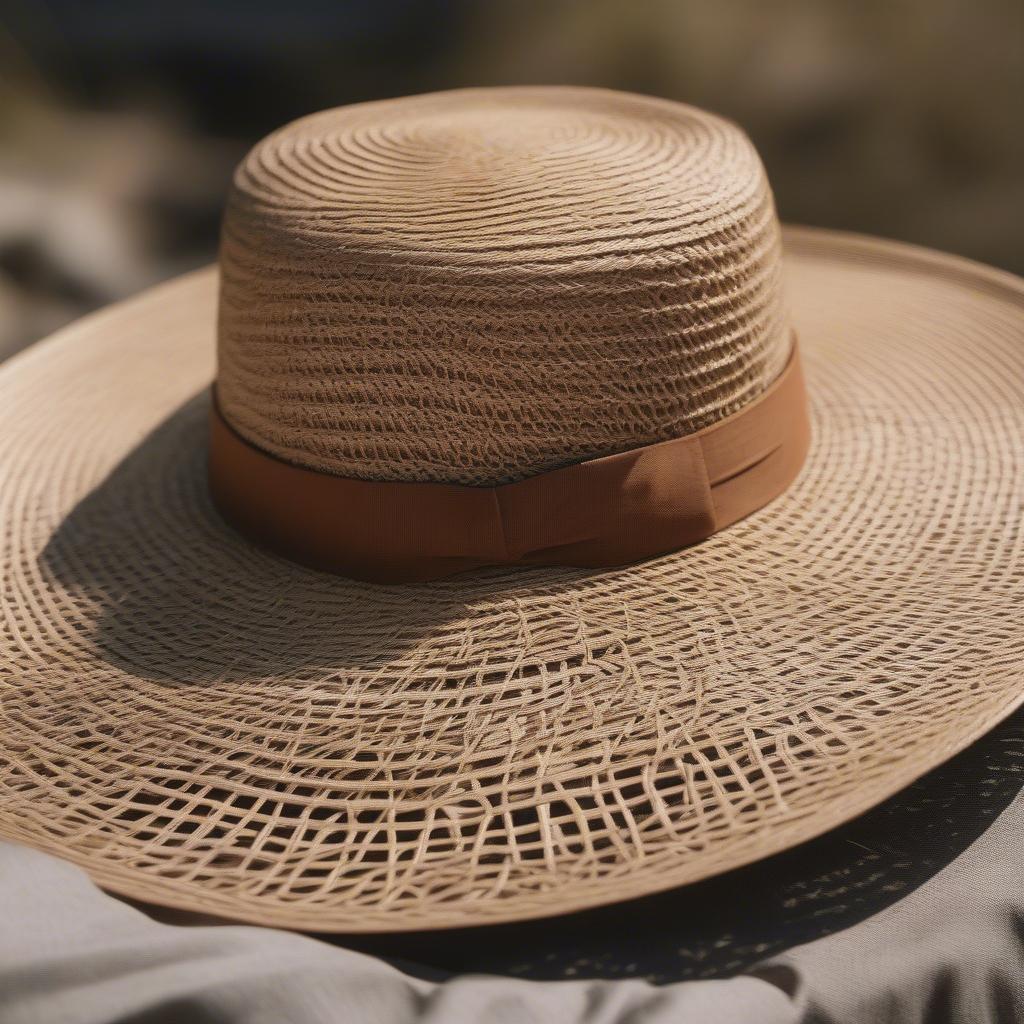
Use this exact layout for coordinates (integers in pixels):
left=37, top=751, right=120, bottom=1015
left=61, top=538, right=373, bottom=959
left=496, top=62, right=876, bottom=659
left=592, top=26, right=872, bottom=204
left=217, top=87, right=790, bottom=484
left=0, top=229, right=1022, bottom=931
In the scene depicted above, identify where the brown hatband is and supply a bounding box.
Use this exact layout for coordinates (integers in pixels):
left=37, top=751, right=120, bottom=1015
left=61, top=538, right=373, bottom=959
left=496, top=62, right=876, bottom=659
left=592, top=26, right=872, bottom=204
left=208, top=344, right=810, bottom=583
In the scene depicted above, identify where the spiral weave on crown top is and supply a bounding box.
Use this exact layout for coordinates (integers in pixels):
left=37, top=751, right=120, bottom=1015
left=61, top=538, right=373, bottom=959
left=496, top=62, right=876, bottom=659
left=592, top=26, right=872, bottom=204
left=216, top=86, right=791, bottom=485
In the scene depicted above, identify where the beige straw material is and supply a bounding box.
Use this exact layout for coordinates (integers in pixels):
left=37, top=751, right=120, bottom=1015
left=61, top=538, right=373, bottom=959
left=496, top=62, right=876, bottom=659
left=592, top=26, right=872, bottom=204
left=0, top=89, right=1022, bottom=934
left=1, top=230, right=1022, bottom=931
left=217, top=88, right=791, bottom=485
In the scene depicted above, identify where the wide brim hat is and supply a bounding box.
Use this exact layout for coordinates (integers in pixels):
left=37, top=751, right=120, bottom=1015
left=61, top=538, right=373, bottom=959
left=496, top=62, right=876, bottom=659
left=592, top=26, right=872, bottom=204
left=1, top=87, right=1022, bottom=933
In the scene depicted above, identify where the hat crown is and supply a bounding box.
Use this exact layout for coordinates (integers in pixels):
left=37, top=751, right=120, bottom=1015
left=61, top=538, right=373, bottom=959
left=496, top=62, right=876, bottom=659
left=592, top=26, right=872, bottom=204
left=216, top=87, right=791, bottom=485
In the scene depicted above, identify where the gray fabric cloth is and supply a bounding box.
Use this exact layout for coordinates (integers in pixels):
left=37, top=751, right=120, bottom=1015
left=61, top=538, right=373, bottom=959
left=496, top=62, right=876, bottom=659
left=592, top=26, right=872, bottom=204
left=2, top=791, right=1023, bottom=1023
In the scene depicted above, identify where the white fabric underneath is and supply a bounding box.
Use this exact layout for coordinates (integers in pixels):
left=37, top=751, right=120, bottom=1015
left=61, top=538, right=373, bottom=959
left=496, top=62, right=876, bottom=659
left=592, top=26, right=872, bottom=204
left=2, top=786, right=1022, bottom=1024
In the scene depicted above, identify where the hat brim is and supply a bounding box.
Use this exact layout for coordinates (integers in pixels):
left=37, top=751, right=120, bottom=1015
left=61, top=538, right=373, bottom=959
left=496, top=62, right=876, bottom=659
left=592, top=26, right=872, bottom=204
left=1, top=226, right=1022, bottom=932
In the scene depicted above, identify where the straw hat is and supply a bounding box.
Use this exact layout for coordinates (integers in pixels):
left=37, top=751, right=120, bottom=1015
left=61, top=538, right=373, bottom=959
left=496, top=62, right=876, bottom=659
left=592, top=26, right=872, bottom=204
left=1, top=86, right=1022, bottom=932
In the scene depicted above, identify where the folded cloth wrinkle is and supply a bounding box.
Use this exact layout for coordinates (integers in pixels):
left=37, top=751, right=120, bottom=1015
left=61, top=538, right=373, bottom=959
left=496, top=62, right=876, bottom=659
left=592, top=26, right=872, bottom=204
left=2, top=787, right=1023, bottom=1024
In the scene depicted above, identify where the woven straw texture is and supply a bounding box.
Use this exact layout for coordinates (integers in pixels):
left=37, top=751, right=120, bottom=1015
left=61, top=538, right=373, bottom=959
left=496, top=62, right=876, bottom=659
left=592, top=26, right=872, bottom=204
left=0, top=90, right=1022, bottom=934
left=217, top=88, right=790, bottom=484
left=2, top=229, right=1022, bottom=931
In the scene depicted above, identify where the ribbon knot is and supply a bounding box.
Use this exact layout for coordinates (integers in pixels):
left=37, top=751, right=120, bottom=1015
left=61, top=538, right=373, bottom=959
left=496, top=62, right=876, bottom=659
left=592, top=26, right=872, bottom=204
left=209, top=345, right=809, bottom=583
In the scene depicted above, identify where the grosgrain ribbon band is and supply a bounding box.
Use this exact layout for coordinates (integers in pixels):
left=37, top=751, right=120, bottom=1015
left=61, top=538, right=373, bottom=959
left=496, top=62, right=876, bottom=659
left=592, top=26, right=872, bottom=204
left=208, top=345, right=810, bottom=583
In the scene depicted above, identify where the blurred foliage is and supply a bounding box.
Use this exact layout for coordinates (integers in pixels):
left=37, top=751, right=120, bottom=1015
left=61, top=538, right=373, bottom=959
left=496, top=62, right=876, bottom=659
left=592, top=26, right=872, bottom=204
left=0, top=0, right=1021, bottom=358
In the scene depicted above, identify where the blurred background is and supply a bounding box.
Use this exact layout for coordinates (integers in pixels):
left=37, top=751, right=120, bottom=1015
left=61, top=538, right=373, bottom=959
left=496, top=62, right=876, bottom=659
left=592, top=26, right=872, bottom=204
left=0, top=0, right=1021, bottom=361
